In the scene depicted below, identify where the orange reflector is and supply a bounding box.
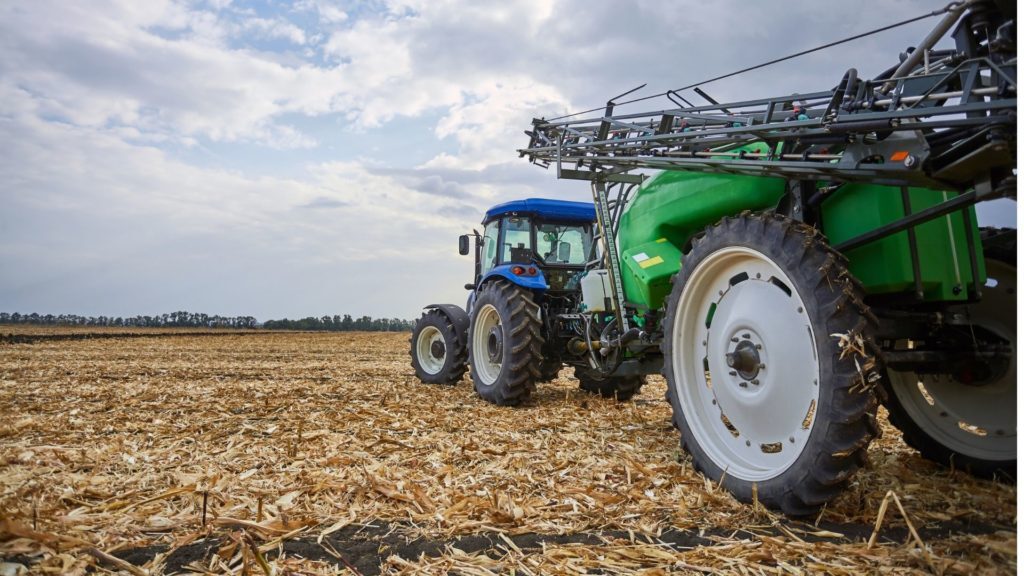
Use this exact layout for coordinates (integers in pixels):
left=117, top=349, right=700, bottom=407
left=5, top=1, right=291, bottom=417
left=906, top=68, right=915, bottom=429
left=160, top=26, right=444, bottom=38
left=511, top=266, right=525, bottom=275
left=890, top=150, right=909, bottom=162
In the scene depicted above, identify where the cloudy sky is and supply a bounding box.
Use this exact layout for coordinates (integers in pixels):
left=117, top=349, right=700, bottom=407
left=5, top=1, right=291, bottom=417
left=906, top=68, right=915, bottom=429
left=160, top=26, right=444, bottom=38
left=0, top=0, right=1015, bottom=320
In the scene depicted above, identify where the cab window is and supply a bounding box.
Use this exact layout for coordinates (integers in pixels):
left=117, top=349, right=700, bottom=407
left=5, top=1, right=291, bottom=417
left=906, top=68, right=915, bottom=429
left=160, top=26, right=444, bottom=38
left=537, top=222, right=592, bottom=265
left=481, top=220, right=500, bottom=275
left=501, top=217, right=532, bottom=263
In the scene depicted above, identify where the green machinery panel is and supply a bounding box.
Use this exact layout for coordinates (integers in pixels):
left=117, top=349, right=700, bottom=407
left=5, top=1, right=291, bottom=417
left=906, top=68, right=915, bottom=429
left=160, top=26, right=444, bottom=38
left=821, top=183, right=985, bottom=301
left=621, top=240, right=682, bottom=311
left=617, top=167, right=785, bottom=310
left=616, top=169, right=984, bottom=309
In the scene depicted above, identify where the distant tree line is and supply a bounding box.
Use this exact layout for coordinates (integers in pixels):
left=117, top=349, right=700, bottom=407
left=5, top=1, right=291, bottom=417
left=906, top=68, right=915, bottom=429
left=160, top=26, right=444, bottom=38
left=0, top=311, right=413, bottom=332
left=262, top=315, right=413, bottom=332
left=0, top=311, right=258, bottom=328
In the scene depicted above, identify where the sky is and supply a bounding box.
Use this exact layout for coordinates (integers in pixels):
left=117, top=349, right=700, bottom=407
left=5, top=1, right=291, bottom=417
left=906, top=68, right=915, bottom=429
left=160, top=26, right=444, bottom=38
left=0, top=0, right=1016, bottom=320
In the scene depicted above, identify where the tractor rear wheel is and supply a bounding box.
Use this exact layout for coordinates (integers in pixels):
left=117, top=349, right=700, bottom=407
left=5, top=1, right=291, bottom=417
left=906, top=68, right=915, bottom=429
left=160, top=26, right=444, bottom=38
left=469, top=281, right=544, bottom=406
left=538, top=359, right=564, bottom=383
left=663, top=214, right=880, bottom=516
left=410, top=309, right=467, bottom=385
left=882, top=253, right=1016, bottom=479
left=575, top=367, right=645, bottom=401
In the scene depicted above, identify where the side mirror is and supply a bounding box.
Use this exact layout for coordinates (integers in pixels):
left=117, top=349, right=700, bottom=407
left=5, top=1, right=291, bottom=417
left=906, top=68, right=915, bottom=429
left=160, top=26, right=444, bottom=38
left=458, top=234, right=470, bottom=256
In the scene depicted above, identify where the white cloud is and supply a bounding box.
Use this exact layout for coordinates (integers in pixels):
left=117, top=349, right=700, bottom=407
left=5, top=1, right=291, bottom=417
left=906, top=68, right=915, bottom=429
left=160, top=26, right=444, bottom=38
left=0, top=0, right=1013, bottom=319
left=424, top=79, right=570, bottom=170
left=0, top=101, right=483, bottom=317
left=0, top=0, right=346, bottom=147
left=238, top=16, right=307, bottom=45
left=296, top=0, right=348, bottom=24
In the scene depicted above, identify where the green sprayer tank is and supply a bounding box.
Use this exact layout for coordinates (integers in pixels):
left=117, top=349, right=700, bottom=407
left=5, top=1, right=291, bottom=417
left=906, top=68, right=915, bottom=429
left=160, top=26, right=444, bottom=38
left=617, top=171, right=985, bottom=312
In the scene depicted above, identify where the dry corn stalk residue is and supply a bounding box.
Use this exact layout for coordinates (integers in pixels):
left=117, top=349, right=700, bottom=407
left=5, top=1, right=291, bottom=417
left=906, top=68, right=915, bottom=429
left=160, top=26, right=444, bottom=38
left=0, top=329, right=1016, bottom=575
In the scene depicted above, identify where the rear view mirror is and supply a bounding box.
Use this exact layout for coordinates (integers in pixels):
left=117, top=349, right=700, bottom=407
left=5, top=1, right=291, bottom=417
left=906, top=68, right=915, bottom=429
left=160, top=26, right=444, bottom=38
left=458, top=235, right=470, bottom=256
left=558, top=241, right=571, bottom=261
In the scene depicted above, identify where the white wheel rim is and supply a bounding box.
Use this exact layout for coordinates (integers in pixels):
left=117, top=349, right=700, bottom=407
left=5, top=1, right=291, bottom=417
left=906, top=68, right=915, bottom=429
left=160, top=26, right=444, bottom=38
left=415, top=326, right=446, bottom=375
left=672, top=246, right=820, bottom=482
left=472, top=304, right=502, bottom=385
left=888, top=258, right=1016, bottom=461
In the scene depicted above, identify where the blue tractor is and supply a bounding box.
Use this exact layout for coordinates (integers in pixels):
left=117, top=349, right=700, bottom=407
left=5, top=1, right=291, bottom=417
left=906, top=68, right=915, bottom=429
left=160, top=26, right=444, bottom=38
left=410, top=198, right=647, bottom=405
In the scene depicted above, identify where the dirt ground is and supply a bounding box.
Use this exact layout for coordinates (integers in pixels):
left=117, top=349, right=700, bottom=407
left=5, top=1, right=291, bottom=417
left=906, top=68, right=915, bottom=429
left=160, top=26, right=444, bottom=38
left=0, top=329, right=1016, bottom=574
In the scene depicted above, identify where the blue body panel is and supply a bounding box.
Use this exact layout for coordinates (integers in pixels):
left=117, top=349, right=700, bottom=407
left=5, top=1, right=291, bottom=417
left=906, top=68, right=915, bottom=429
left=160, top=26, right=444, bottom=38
left=480, top=265, right=549, bottom=291
left=484, top=198, right=595, bottom=224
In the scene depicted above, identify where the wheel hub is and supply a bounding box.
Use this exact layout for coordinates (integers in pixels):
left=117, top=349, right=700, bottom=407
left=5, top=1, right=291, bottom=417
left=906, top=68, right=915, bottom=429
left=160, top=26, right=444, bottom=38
left=487, top=326, right=503, bottom=363
left=725, top=338, right=762, bottom=381
left=430, top=340, right=446, bottom=360
left=415, top=325, right=446, bottom=376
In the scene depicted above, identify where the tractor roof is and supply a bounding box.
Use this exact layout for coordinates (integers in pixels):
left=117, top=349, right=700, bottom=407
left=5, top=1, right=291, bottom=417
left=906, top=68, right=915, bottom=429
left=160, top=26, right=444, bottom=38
left=484, top=198, right=595, bottom=224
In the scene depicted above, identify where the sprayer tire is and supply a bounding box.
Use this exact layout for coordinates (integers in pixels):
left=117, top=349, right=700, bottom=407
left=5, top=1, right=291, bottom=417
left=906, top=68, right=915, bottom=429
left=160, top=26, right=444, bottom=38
left=663, top=213, right=880, bottom=516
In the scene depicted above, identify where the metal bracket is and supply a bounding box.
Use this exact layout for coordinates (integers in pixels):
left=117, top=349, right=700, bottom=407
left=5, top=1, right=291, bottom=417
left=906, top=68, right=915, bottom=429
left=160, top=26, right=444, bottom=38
left=592, top=179, right=629, bottom=332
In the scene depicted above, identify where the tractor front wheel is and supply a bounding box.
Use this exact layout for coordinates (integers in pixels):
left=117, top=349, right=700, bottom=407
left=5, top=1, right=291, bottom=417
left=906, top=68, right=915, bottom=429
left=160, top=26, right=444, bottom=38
left=410, top=309, right=467, bottom=385
left=663, top=214, right=880, bottom=515
left=469, top=281, right=544, bottom=406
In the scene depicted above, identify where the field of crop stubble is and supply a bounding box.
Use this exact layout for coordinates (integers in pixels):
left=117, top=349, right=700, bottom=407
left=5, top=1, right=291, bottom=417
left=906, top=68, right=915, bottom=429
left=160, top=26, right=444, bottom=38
left=0, top=328, right=1015, bottom=575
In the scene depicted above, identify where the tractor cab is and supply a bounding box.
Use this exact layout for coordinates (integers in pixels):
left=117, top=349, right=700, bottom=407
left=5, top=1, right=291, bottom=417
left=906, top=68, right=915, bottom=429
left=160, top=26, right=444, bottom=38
left=460, top=198, right=596, bottom=292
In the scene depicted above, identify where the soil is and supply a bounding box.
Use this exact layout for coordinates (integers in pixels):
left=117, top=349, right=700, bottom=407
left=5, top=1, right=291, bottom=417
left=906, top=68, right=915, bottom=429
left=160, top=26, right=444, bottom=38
left=100, top=516, right=1009, bottom=575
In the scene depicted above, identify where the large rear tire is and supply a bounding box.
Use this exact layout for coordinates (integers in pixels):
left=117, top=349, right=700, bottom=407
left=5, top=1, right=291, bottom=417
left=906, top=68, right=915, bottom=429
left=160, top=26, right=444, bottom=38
left=882, top=252, right=1016, bottom=479
left=537, top=359, right=564, bottom=383
left=469, top=281, right=544, bottom=406
left=663, top=214, right=880, bottom=516
left=410, top=309, right=467, bottom=385
left=575, top=367, right=645, bottom=401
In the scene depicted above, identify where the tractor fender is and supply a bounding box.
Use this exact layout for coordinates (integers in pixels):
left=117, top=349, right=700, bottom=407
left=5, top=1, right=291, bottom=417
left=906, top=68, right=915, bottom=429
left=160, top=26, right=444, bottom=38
left=479, top=265, right=549, bottom=292
left=423, top=304, right=470, bottom=348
